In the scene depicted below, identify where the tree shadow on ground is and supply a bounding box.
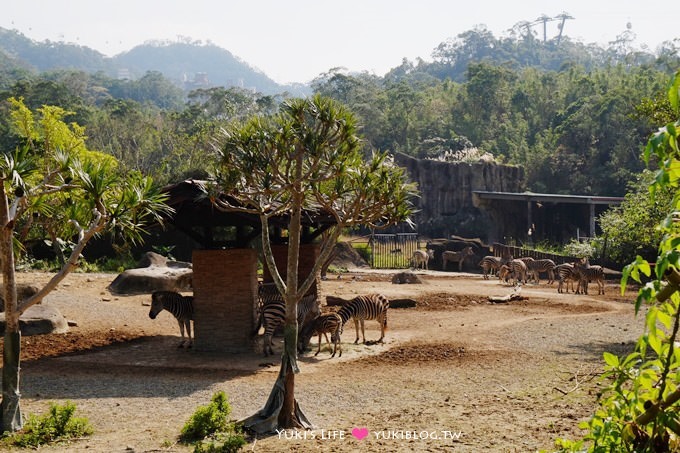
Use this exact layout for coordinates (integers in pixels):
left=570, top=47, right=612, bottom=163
left=18, top=335, right=274, bottom=399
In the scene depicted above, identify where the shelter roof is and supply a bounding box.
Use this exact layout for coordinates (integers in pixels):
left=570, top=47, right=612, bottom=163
left=160, top=179, right=336, bottom=248
left=473, top=190, right=624, bottom=205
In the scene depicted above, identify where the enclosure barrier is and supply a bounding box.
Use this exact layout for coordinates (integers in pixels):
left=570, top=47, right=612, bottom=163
left=370, top=233, right=419, bottom=269
left=492, top=243, right=579, bottom=265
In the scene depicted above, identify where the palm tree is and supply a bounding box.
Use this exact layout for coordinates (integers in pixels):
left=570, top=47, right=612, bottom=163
left=0, top=98, right=171, bottom=432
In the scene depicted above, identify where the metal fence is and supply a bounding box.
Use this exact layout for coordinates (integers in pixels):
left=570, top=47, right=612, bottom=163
left=370, top=233, right=419, bottom=269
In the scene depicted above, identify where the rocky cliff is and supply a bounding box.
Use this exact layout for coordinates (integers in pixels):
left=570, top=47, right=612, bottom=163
left=394, top=153, right=524, bottom=239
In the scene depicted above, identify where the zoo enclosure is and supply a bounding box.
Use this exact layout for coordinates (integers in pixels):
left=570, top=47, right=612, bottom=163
left=370, top=233, right=419, bottom=269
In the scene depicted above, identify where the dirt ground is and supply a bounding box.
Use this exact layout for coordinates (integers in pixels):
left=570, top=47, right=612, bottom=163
left=1, top=268, right=644, bottom=452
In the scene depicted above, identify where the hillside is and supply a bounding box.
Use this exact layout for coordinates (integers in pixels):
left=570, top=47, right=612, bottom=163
left=0, top=27, right=308, bottom=95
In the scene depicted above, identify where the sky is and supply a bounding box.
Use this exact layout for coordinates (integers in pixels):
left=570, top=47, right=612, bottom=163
left=1, top=0, right=677, bottom=85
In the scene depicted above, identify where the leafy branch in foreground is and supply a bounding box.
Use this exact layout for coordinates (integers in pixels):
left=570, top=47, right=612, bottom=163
left=555, top=72, right=680, bottom=452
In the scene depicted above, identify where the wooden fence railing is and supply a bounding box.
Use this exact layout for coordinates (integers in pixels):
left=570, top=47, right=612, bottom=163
left=492, top=243, right=578, bottom=265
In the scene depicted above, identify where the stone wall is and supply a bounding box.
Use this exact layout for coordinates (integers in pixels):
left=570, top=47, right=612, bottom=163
left=394, top=152, right=524, bottom=240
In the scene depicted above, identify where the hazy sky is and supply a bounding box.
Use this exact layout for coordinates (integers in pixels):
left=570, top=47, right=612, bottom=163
left=2, top=1, right=676, bottom=85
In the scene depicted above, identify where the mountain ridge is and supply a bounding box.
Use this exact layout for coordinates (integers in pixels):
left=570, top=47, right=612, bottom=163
left=0, top=27, right=310, bottom=96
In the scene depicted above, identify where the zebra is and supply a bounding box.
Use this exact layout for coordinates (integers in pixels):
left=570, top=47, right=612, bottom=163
left=298, top=312, right=343, bottom=357
left=573, top=259, right=605, bottom=295
left=410, top=249, right=433, bottom=270
left=479, top=255, right=503, bottom=279
left=337, top=294, right=390, bottom=344
left=498, top=264, right=511, bottom=283
left=505, top=259, right=528, bottom=285
left=442, top=246, right=475, bottom=271
left=149, top=291, right=194, bottom=348
left=555, top=263, right=578, bottom=293
left=526, top=259, right=557, bottom=284
left=255, top=291, right=320, bottom=356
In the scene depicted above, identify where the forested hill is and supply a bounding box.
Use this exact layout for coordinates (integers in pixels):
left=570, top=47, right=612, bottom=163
left=114, top=41, right=308, bottom=96
left=0, top=28, right=304, bottom=95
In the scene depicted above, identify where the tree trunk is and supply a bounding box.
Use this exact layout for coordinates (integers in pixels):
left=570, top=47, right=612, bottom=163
left=239, top=324, right=313, bottom=434
left=1, top=331, right=22, bottom=432
left=0, top=187, right=22, bottom=432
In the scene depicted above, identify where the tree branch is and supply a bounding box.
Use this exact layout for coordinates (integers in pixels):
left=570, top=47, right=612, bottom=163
left=18, top=209, right=106, bottom=314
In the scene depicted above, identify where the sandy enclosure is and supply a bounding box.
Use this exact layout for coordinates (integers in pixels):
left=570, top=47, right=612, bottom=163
left=2, top=269, right=643, bottom=452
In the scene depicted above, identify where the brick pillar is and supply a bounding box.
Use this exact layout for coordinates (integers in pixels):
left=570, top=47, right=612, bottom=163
left=192, top=249, right=258, bottom=352
left=262, top=243, right=322, bottom=304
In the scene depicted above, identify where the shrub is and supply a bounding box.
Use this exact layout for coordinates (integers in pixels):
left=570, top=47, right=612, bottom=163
left=192, top=431, right=247, bottom=453
left=2, top=401, right=93, bottom=447
left=180, top=391, right=245, bottom=452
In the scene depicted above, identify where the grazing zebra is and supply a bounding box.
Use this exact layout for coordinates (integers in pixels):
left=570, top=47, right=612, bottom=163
left=498, top=264, right=511, bottom=283
left=504, top=259, right=528, bottom=285
left=555, top=263, right=578, bottom=293
left=149, top=291, right=194, bottom=348
left=442, top=246, right=475, bottom=271
left=337, top=294, right=390, bottom=344
left=479, top=255, right=501, bottom=279
left=573, top=259, right=605, bottom=295
left=255, top=292, right=320, bottom=356
left=410, top=249, right=433, bottom=270
left=298, top=312, right=343, bottom=357
left=526, top=259, right=557, bottom=284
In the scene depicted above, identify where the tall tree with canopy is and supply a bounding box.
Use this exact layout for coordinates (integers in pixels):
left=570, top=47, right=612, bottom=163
left=0, top=97, right=170, bottom=432
left=212, top=95, right=416, bottom=433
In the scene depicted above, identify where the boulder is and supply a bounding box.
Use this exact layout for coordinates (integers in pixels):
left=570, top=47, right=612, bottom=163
left=0, top=304, right=68, bottom=336
left=0, top=283, right=40, bottom=312
left=107, top=252, right=193, bottom=295
left=391, top=272, right=423, bottom=284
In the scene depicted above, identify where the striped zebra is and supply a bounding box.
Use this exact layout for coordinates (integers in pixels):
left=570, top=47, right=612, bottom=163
left=337, top=294, right=390, bottom=344
left=298, top=312, right=343, bottom=357
left=479, top=256, right=502, bottom=279
left=410, top=249, right=433, bottom=270
left=498, top=264, right=511, bottom=283
left=573, top=259, right=605, bottom=295
left=526, top=259, right=557, bottom=284
left=149, top=291, right=194, bottom=348
left=442, top=246, right=475, bottom=271
left=555, top=263, right=578, bottom=293
left=505, top=259, right=528, bottom=285
left=255, top=291, right=320, bottom=356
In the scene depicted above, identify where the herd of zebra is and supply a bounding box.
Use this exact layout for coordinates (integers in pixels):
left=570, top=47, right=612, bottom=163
left=148, top=287, right=390, bottom=357
left=410, top=247, right=605, bottom=296
left=148, top=254, right=604, bottom=354
left=478, top=255, right=605, bottom=295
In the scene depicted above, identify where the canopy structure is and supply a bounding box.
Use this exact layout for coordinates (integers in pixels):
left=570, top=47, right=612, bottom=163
left=161, top=179, right=336, bottom=249
left=472, top=190, right=624, bottom=243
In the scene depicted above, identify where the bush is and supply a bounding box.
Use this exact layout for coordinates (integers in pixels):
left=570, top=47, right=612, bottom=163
left=2, top=401, right=93, bottom=447
left=193, top=431, right=247, bottom=453
left=180, top=391, right=245, bottom=452
left=562, top=239, right=596, bottom=259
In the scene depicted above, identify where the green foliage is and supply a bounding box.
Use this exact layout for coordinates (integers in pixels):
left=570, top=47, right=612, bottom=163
left=561, top=239, right=595, bottom=259
left=179, top=392, right=246, bottom=452
left=192, top=431, right=247, bottom=453
left=558, top=71, right=680, bottom=452
left=180, top=391, right=235, bottom=443
left=599, top=170, right=673, bottom=263
left=1, top=401, right=93, bottom=447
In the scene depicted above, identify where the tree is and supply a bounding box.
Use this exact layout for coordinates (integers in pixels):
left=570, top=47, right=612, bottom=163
left=0, top=97, right=170, bottom=432
left=212, top=95, right=416, bottom=433
left=557, top=72, right=680, bottom=451
left=598, top=170, right=673, bottom=264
